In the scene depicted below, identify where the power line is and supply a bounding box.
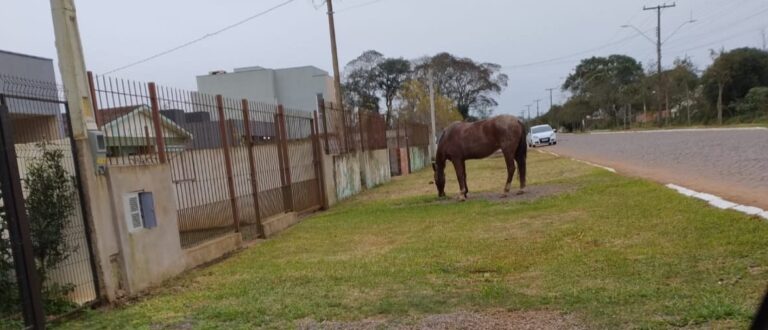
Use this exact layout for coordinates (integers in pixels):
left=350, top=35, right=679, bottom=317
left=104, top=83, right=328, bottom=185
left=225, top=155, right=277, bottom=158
left=336, top=0, right=387, bottom=13
left=103, top=0, right=297, bottom=75
left=503, top=31, right=650, bottom=70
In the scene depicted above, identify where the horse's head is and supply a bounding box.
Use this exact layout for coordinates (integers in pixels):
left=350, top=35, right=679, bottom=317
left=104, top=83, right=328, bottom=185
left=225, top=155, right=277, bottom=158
left=432, top=161, right=446, bottom=197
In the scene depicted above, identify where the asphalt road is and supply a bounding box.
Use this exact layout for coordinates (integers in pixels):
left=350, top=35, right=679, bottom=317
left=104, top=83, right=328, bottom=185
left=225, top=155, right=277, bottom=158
left=548, top=128, right=768, bottom=209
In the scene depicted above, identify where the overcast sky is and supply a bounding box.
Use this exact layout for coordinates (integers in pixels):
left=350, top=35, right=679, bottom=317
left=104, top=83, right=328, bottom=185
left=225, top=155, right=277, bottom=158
left=2, top=0, right=767, bottom=116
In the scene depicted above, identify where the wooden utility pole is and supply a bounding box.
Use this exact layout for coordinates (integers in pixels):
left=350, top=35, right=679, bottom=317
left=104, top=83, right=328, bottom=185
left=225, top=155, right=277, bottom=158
left=644, top=2, right=676, bottom=125
left=325, top=0, right=344, bottom=109
left=545, top=88, right=555, bottom=111
left=428, top=69, right=437, bottom=161
left=534, top=99, right=542, bottom=118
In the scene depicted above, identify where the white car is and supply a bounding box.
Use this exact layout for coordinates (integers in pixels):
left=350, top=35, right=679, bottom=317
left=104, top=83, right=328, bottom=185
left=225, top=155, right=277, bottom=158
left=527, top=124, right=557, bottom=147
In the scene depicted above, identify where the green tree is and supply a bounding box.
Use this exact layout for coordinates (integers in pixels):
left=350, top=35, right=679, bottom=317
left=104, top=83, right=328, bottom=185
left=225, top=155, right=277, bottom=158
left=702, top=47, right=768, bottom=124
left=666, top=58, right=700, bottom=125
left=375, top=58, right=411, bottom=125
left=24, top=142, right=76, bottom=284
left=735, top=87, right=768, bottom=117
left=563, top=55, right=645, bottom=127
left=342, top=50, right=383, bottom=112
left=397, top=80, right=462, bottom=132
left=416, top=53, right=508, bottom=120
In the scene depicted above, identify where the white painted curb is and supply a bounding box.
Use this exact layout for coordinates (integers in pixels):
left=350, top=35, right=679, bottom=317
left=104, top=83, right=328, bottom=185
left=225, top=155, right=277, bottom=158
left=539, top=150, right=768, bottom=221
left=666, top=183, right=768, bottom=220
left=589, top=127, right=768, bottom=135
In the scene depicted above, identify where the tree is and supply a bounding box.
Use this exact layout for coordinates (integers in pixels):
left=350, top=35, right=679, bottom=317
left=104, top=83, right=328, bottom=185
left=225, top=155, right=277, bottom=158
left=375, top=58, right=411, bottom=125
left=24, top=142, right=76, bottom=284
left=342, top=50, right=383, bottom=112
left=397, top=80, right=462, bottom=132
left=666, top=58, right=700, bottom=125
left=735, top=87, right=768, bottom=117
left=416, top=53, right=508, bottom=120
left=702, top=47, right=768, bottom=124
left=563, top=55, right=644, bottom=127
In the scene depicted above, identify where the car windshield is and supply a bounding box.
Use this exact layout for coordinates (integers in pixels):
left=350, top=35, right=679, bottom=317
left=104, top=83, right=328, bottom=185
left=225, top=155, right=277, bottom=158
left=532, top=126, right=552, bottom=134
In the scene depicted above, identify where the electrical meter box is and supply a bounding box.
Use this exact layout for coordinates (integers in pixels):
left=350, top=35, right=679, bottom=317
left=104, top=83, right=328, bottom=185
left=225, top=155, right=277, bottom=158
left=88, top=130, right=108, bottom=175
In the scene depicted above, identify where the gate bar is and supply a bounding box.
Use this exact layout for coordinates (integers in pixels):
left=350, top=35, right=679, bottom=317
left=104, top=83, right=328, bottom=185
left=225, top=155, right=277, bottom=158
left=241, top=100, right=264, bottom=238
left=0, top=95, right=46, bottom=329
left=216, top=95, right=240, bottom=233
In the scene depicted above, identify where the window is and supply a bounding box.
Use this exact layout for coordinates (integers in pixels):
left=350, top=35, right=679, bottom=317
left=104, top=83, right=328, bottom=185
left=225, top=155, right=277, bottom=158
left=123, top=192, right=157, bottom=232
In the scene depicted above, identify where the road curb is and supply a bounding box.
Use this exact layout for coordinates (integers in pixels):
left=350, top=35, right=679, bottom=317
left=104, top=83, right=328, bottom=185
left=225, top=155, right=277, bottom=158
left=666, top=184, right=768, bottom=221
left=538, top=149, right=768, bottom=221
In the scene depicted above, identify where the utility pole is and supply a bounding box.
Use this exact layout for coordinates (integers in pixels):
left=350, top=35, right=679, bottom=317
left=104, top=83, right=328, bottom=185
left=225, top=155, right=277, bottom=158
left=428, top=69, right=437, bottom=161
left=50, top=0, right=111, bottom=306
left=545, top=88, right=555, bottom=111
left=534, top=99, right=542, bottom=118
left=325, top=0, right=344, bottom=109
left=526, top=104, right=532, bottom=121
left=644, top=2, right=676, bottom=125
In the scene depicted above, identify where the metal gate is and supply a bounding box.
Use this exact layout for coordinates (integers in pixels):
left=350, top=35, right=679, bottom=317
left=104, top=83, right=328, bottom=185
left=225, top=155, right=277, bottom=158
left=0, top=77, right=99, bottom=328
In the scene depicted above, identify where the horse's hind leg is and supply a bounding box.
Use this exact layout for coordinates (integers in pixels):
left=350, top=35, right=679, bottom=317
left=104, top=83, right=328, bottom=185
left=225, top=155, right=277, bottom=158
left=501, top=147, right=516, bottom=198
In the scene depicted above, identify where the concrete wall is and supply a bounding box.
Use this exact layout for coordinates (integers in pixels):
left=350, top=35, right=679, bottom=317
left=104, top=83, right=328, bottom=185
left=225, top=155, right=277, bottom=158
left=360, top=149, right=391, bottom=189
left=105, top=164, right=186, bottom=295
left=409, top=146, right=429, bottom=172
left=333, top=153, right=362, bottom=201
left=332, top=149, right=392, bottom=201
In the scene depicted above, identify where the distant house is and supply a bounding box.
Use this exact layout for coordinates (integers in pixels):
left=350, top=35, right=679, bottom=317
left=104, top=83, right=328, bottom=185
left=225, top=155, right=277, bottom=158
left=0, top=50, right=63, bottom=144
left=100, top=105, right=193, bottom=158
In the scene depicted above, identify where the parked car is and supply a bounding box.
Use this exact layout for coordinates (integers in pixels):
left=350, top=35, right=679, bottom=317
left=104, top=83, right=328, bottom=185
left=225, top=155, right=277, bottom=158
left=527, top=124, right=557, bottom=147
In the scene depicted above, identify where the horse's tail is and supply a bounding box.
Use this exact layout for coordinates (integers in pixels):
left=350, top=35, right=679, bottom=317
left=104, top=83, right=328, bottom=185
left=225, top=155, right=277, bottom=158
left=515, top=120, right=527, bottom=188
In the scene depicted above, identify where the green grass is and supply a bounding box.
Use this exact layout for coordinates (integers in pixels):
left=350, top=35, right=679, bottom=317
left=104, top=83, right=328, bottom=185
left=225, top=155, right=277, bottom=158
left=57, top=152, right=768, bottom=329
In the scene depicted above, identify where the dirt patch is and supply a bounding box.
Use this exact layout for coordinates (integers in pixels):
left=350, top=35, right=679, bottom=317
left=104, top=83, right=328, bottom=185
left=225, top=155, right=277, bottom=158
left=435, top=184, right=577, bottom=205
left=297, top=310, right=584, bottom=330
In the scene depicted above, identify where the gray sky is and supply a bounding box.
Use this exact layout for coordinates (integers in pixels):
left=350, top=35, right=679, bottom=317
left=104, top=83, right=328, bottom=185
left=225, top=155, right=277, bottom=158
left=2, top=0, right=767, bottom=116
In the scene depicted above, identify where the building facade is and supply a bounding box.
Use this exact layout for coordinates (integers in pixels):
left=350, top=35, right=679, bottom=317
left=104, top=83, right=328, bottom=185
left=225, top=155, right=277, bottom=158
left=196, top=65, right=335, bottom=114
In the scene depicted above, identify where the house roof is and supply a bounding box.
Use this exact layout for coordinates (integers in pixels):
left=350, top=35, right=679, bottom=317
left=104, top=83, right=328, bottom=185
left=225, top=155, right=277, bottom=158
left=100, top=105, right=193, bottom=140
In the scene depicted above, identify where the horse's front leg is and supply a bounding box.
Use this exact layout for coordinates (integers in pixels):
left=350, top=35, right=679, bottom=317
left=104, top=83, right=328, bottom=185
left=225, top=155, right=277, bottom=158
left=453, top=159, right=468, bottom=201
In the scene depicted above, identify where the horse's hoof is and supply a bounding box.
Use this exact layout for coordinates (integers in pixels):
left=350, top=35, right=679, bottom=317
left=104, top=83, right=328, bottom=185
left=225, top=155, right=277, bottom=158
left=516, top=190, right=525, bottom=195
left=458, top=195, right=467, bottom=202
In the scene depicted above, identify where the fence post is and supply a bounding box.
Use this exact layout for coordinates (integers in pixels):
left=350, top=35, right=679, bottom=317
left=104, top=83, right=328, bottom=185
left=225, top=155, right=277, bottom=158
left=404, top=119, right=412, bottom=174
left=275, top=105, right=294, bottom=212
left=241, top=99, right=264, bottom=238
left=0, top=96, right=46, bottom=328
left=317, top=95, right=330, bottom=154
left=339, top=103, right=349, bottom=153
left=312, top=112, right=328, bottom=210
left=87, top=71, right=101, bottom=128
left=358, top=110, right=366, bottom=152
left=216, top=95, right=240, bottom=233
left=147, top=82, right=167, bottom=163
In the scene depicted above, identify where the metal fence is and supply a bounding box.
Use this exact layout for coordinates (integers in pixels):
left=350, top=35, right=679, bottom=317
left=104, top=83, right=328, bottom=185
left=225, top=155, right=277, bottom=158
left=90, top=74, right=325, bottom=248
left=317, top=98, right=390, bottom=155
left=0, top=75, right=99, bottom=328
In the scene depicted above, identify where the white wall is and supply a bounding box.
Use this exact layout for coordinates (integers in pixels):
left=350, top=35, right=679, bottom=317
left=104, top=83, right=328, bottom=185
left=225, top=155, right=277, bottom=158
left=196, top=66, right=332, bottom=113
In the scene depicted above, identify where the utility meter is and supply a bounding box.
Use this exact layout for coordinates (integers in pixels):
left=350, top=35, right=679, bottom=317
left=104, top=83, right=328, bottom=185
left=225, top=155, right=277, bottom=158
left=88, top=130, right=107, bottom=175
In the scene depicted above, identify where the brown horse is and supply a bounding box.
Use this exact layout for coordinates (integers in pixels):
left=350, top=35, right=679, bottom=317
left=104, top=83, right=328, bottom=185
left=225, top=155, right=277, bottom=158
left=433, top=115, right=527, bottom=200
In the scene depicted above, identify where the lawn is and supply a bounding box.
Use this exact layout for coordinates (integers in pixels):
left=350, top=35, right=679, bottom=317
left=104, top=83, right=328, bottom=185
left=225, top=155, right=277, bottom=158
left=59, top=152, right=768, bottom=329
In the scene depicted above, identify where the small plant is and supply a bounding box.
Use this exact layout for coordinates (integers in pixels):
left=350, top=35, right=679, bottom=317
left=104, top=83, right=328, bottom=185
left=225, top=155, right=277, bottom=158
left=23, top=142, right=77, bottom=311
left=1, top=190, right=21, bottom=320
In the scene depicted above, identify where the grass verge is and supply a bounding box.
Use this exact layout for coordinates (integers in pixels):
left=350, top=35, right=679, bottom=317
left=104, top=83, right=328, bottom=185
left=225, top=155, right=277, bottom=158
left=57, top=152, right=768, bottom=329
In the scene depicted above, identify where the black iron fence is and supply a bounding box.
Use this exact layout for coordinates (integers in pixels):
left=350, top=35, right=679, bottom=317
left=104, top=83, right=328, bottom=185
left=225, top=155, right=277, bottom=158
left=0, top=75, right=99, bottom=329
